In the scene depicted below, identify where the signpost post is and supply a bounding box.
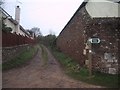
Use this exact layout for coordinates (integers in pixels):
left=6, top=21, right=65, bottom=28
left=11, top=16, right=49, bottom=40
left=87, top=37, right=100, bottom=77
left=88, top=40, right=92, bottom=76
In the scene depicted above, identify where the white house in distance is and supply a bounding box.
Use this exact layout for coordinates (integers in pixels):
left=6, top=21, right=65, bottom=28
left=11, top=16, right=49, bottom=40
left=1, top=6, right=34, bottom=39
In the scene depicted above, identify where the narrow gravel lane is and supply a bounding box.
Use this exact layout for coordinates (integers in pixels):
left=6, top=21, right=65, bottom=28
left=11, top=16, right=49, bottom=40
left=3, top=45, right=103, bottom=88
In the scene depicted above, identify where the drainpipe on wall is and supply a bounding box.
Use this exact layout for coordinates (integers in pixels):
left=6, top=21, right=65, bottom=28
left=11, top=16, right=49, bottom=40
left=15, top=6, right=20, bottom=34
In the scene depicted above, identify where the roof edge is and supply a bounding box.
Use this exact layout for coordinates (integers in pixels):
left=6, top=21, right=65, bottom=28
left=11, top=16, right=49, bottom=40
left=58, top=0, right=88, bottom=37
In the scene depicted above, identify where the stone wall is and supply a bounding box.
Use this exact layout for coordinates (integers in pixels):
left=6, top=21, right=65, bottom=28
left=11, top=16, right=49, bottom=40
left=57, top=7, right=86, bottom=66
left=57, top=6, right=119, bottom=74
left=2, top=44, right=31, bottom=63
left=85, top=17, right=119, bottom=74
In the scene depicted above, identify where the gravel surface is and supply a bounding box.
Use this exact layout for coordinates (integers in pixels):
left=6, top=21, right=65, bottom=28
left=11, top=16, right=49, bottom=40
left=2, top=45, right=103, bottom=88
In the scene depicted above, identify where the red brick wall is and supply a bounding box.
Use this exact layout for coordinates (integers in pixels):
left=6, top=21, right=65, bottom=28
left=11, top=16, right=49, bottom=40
left=2, top=32, right=36, bottom=47
left=57, top=7, right=87, bottom=66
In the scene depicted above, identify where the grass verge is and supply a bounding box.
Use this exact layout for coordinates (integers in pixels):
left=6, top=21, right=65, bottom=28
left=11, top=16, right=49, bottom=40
left=52, top=50, right=119, bottom=88
left=2, top=45, right=38, bottom=70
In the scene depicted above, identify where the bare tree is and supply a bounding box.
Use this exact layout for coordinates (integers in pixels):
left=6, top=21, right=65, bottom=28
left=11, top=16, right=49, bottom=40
left=30, top=27, right=42, bottom=37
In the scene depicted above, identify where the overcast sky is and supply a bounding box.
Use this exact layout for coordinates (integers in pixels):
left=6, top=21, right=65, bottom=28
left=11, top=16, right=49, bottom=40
left=3, top=0, right=84, bottom=36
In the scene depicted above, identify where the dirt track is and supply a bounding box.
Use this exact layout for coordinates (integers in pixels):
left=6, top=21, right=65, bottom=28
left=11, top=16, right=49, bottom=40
left=3, top=45, right=103, bottom=88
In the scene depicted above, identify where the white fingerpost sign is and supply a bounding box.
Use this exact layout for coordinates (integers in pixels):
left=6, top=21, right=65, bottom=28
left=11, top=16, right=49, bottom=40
left=89, top=38, right=100, bottom=44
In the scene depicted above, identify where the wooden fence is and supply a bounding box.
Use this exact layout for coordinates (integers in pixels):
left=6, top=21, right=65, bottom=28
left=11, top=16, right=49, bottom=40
left=2, top=32, right=36, bottom=47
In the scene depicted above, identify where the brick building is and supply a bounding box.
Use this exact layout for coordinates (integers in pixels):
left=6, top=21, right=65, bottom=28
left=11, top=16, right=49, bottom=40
left=57, top=0, right=120, bottom=74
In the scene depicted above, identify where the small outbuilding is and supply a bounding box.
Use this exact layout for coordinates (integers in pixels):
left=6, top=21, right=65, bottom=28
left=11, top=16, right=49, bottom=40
left=57, top=0, right=120, bottom=74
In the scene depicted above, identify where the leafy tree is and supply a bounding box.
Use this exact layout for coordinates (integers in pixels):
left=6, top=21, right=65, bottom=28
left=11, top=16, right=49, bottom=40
left=40, top=34, right=57, bottom=49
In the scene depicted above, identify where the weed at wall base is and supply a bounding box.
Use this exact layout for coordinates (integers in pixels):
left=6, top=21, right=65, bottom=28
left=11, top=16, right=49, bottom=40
left=52, top=49, right=119, bottom=88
